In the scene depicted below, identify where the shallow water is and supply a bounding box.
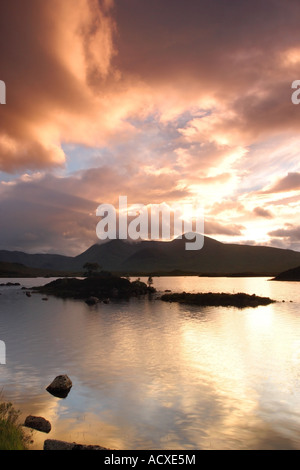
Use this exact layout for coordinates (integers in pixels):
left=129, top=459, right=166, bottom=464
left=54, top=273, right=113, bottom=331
left=0, top=276, right=300, bottom=450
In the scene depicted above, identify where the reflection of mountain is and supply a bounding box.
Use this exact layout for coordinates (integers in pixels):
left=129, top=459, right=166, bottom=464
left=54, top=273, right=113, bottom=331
left=2, top=235, right=300, bottom=276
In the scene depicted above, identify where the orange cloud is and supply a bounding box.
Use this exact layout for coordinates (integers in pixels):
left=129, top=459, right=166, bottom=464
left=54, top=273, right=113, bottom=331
left=0, top=0, right=118, bottom=172
left=1, top=1, right=300, bottom=252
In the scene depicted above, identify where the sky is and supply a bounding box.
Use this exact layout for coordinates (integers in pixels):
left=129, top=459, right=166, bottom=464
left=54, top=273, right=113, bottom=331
left=1, top=0, right=300, bottom=255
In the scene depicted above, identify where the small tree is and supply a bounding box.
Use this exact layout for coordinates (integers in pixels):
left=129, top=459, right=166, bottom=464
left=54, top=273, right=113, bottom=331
left=83, top=262, right=101, bottom=277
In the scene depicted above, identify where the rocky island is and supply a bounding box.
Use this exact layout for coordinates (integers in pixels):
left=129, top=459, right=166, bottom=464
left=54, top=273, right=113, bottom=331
left=32, top=274, right=155, bottom=303
left=31, top=275, right=276, bottom=309
left=160, top=291, right=275, bottom=308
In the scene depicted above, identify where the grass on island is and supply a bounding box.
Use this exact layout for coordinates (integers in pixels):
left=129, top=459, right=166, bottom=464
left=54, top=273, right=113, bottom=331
left=160, top=291, right=275, bottom=308
left=0, top=401, right=30, bottom=450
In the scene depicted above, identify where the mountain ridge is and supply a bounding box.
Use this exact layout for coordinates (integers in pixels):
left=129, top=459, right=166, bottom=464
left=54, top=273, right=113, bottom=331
left=1, top=235, right=300, bottom=276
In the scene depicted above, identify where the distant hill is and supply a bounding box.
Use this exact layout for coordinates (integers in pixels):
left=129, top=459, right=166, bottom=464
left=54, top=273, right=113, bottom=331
left=0, top=261, right=78, bottom=278
left=1, top=235, right=300, bottom=276
left=272, top=265, right=300, bottom=281
left=0, top=250, right=74, bottom=271
left=71, top=236, right=300, bottom=275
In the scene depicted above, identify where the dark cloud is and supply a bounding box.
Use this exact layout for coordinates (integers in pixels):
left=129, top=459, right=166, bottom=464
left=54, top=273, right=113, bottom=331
left=113, top=0, right=300, bottom=88
left=265, top=172, right=300, bottom=193
left=0, top=165, right=191, bottom=254
left=0, top=175, right=98, bottom=254
left=268, top=224, right=300, bottom=251
left=268, top=225, right=300, bottom=241
left=253, top=207, right=273, bottom=218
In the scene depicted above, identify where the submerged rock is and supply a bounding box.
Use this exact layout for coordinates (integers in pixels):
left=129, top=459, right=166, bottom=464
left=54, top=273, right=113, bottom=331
left=24, top=416, right=51, bottom=433
left=46, top=374, right=72, bottom=398
left=43, top=439, right=109, bottom=450
left=85, top=296, right=99, bottom=305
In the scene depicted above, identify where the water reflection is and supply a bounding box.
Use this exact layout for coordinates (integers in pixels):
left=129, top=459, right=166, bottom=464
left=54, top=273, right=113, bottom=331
left=0, top=277, right=300, bottom=449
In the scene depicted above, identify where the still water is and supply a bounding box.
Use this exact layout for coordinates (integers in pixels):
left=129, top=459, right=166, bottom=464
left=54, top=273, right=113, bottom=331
left=0, top=276, right=300, bottom=450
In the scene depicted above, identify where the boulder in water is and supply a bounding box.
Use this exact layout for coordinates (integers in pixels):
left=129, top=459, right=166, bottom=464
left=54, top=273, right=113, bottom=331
left=46, top=374, right=72, bottom=398
left=24, top=415, right=51, bottom=433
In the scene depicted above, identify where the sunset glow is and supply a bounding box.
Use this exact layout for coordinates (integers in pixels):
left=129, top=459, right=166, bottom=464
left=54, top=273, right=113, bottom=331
left=1, top=0, right=300, bottom=254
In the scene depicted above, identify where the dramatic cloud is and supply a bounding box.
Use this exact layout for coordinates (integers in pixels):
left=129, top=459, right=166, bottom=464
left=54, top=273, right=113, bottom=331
left=0, top=0, right=118, bottom=172
left=1, top=0, right=300, bottom=252
left=0, top=166, right=192, bottom=255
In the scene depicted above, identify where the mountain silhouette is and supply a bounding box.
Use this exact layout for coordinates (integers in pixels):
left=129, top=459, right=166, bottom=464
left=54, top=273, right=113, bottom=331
left=1, top=235, right=300, bottom=276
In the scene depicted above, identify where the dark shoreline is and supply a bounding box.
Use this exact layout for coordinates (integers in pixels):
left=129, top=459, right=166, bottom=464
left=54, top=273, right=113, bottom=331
left=0, top=261, right=279, bottom=279
left=24, top=275, right=276, bottom=309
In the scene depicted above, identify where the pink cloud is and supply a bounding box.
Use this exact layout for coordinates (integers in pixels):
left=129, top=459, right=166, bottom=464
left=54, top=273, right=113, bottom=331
left=1, top=1, right=300, bottom=251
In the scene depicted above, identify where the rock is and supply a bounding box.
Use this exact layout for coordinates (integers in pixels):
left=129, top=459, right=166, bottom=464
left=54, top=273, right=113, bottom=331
left=43, top=439, right=109, bottom=450
left=110, top=288, right=119, bottom=298
left=46, top=374, right=72, bottom=398
left=85, top=296, right=99, bottom=305
left=24, top=416, right=51, bottom=433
